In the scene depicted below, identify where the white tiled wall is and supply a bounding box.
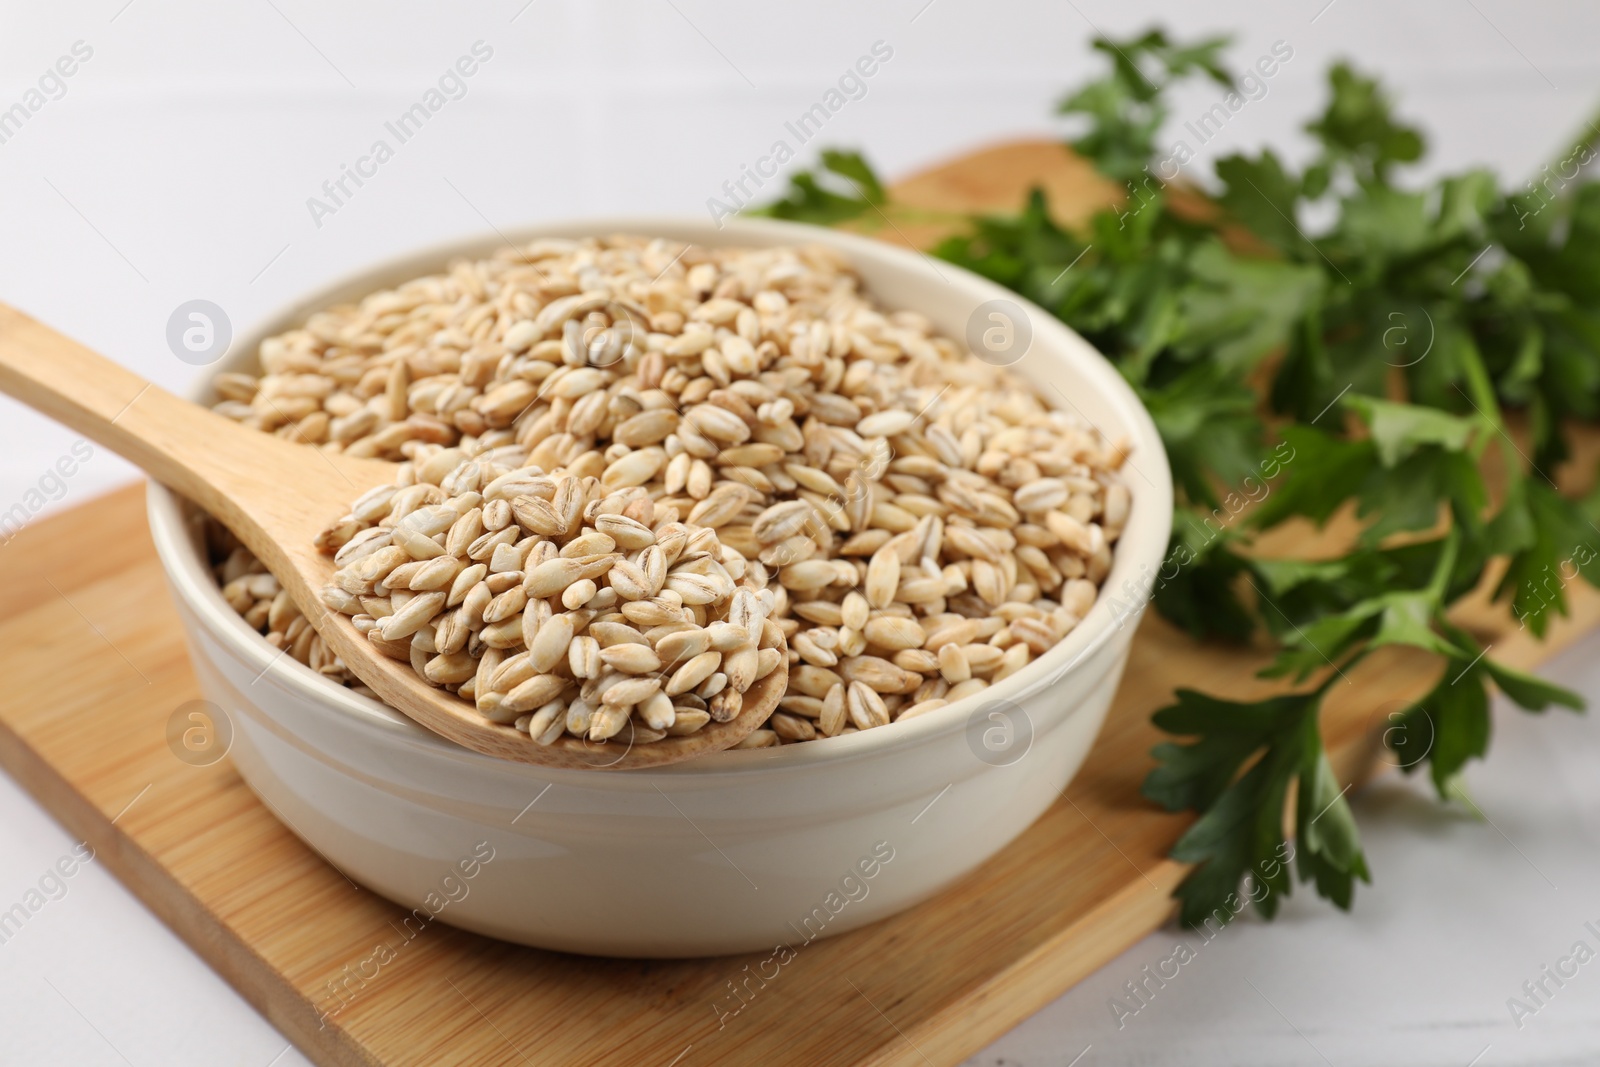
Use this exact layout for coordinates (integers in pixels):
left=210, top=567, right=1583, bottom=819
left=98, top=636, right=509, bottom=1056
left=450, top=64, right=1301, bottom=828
left=0, top=1, right=1594, bottom=526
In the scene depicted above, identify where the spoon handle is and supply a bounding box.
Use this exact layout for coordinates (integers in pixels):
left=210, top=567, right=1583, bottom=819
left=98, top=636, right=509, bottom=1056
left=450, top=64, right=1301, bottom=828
left=0, top=301, right=263, bottom=513
left=0, top=302, right=395, bottom=544
left=0, top=302, right=788, bottom=768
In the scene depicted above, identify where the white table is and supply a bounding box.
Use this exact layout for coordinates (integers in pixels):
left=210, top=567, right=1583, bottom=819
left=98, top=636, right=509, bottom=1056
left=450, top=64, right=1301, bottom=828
left=965, top=633, right=1600, bottom=1066
left=2, top=3, right=1599, bottom=1063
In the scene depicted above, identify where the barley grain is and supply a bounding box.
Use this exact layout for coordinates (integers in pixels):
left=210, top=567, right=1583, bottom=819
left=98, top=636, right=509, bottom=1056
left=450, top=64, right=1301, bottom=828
left=210, top=235, right=1128, bottom=750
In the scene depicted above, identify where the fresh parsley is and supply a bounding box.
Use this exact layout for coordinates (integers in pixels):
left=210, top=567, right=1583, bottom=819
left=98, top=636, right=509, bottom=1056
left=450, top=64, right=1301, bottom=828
left=755, top=29, right=1598, bottom=928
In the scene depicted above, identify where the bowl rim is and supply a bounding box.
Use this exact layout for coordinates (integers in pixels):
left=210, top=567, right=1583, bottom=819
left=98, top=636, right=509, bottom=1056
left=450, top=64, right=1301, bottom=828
left=147, top=214, right=1172, bottom=777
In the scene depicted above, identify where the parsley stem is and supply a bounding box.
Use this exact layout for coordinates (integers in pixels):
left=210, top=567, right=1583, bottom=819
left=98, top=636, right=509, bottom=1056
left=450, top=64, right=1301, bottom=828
left=1453, top=331, right=1504, bottom=465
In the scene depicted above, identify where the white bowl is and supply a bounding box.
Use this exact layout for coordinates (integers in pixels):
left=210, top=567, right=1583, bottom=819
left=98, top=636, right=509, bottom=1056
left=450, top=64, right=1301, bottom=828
left=147, top=217, right=1172, bottom=958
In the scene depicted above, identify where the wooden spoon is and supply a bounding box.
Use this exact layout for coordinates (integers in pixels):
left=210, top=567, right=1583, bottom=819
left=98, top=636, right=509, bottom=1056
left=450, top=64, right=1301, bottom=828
left=0, top=303, right=785, bottom=769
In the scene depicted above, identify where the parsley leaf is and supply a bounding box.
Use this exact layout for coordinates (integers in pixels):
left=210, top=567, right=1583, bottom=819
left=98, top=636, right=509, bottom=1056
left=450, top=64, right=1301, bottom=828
left=1146, top=682, right=1367, bottom=925
left=749, top=149, right=885, bottom=226
left=1494, top=478, right=1600, bottom=636
left=1058, top=30, right=1231, bottom=185
left=1391, top=621, right=1582, bottom=797
left=1214, top=151, right=1307, bottom=256
left=1303, top=62, right=1425, bottom=185
left=756, top=25, right=1600, bottom=928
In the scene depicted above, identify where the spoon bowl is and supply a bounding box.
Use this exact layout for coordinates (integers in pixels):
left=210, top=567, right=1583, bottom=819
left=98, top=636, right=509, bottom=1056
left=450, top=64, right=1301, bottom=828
left=0, top=302, right=784, bottom=769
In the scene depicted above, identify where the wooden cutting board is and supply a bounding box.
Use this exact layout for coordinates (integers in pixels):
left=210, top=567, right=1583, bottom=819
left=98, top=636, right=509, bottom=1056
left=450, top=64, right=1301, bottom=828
left=3, top=143, right=1598, bottom=1067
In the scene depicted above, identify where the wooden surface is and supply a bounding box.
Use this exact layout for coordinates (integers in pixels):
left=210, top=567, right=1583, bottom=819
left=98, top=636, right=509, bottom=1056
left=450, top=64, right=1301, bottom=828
left=854, top=139, right=1118, bottom=249
left=3, top=141, right=1599, bottom=1067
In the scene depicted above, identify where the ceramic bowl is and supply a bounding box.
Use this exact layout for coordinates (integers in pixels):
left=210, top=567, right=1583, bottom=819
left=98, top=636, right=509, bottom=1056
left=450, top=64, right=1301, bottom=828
left=146, top=216, right=1172, bottom=958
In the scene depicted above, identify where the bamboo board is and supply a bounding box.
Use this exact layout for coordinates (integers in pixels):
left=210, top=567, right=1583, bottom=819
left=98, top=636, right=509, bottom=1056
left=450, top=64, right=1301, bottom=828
left=3, top=142, right=1597, bottom=1067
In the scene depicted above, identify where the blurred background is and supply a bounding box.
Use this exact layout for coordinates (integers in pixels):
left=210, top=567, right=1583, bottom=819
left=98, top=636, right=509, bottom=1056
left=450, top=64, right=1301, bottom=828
left=3, top=2, right=1600, bottom=1064
left=3, top=0, right=1600, bottom=511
